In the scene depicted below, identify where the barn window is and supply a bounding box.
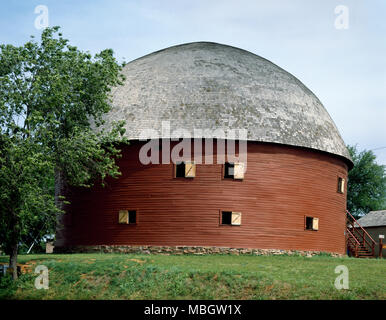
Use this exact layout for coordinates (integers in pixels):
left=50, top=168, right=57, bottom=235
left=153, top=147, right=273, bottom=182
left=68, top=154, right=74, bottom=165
left=175, top=161, right=196, bottom=178
left=175, top=162, right=185, bottom=177
left=224, top=162, right=244, bottom=180
left=305, top=216, right=319, bottom=231
left=221, top=211, right=242, bottom=226
left=337, top=177, right=345, bottom=193
left=128, top=210, right=137, bottom=224
left=224, top=162, right=234, bottom=179
left=118, top=210, right=137, bottom=224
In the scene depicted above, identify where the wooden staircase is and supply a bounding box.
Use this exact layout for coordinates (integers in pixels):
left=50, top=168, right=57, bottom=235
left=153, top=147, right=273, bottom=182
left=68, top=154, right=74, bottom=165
left=346, top=210, right=376, bottom=258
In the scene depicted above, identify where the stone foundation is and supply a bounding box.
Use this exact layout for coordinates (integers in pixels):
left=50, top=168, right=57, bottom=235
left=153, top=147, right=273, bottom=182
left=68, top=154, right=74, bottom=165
left=54, top=245, right=343, bottom=257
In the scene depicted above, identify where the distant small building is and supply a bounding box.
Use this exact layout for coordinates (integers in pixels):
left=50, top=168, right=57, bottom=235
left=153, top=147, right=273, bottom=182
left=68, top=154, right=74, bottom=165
left=45, top=241, right=54, bottom=254
left=357, top=210, right=386, bottom=257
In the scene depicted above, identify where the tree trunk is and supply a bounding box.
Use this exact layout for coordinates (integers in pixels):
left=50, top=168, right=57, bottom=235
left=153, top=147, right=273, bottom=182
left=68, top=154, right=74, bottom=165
left=55, top=169, right=66, bottom=211
left=54, top=169, right=68, bottom=246
left=9, top=242, right=18, bottom=280
left=8, top=206, right=20, bottom=280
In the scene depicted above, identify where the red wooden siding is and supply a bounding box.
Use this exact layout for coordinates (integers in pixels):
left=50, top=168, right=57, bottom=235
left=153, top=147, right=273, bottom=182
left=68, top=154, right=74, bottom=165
left=55, top=140, right=348, bottom=254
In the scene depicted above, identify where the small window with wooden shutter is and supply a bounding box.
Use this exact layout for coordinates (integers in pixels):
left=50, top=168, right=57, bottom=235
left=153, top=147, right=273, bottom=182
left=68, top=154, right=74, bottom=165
left=337, top=177, right=345, bottom=193
left=305, top=216, right=319, bottom=231
left=175, top=161, right=196, bottom=178
left=221, top=211, right=242, bottom=226
left=224, top=162, right=244, bottom=180
left=118, top=210, right=136, bottom=224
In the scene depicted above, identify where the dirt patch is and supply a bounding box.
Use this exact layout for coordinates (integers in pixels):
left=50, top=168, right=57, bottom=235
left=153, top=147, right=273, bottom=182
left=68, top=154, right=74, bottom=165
left=127, top=258, right=146, bottom=264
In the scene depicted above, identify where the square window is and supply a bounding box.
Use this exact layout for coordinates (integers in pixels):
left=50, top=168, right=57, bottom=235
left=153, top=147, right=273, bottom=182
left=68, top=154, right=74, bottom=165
left=175, top=162, right=186, bottom=178
left=224, top=162, right=244, bottom=179
left=118, top=210, right=137, bottom=224
left=224, top=162, right=234, bottom=179
left=222, top=211, right=232, bottom=225
left=305, top=216, right=319, bottom=231
left=337, top=177, right=345, bottom=193
left=128, top=210, right=136, bottom=224
left=221, top=211, right=242, bottom=225
left=175, top=161, right=196, bottom=178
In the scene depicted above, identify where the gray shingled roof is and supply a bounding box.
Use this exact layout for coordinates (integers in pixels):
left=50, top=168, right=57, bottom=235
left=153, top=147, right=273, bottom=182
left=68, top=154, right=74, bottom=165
left=357, top=210, right=386, bottom=227
left=104, top=42, right=351, bottom=164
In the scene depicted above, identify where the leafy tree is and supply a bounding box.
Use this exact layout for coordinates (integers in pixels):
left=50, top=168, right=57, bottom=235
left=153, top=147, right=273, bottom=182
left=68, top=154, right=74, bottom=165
left=0, top=27, right=127, bottom=279
left=347, top=145, right=386, bottom=218
left=0, top=137, right=58, bottom=272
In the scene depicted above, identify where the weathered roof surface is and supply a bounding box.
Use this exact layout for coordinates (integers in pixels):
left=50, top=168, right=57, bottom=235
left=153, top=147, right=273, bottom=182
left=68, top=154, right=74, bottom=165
left=357, top=210, right=386, bottom=227
left=106, top=42, right=351, bottom=163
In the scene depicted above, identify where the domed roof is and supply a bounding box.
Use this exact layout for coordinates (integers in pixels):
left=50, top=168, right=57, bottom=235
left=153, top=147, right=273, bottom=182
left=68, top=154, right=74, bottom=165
left=107, top=42, right=351, bottom=163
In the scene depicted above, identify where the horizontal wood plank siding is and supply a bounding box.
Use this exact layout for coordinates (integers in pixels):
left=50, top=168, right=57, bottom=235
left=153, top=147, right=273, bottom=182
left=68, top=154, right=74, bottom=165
left=55, top=140, right=348, bottom=254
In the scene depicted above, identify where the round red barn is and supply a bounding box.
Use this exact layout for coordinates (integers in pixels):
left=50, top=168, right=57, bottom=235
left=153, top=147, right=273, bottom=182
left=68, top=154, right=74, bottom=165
left=55, top=42, right=352, bottom=255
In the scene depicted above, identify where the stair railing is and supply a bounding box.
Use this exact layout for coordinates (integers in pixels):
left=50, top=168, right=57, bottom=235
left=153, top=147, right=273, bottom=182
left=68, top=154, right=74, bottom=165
left=346, top=227, right=360, bottom=257
left=346, top=210, right=376, bottom=257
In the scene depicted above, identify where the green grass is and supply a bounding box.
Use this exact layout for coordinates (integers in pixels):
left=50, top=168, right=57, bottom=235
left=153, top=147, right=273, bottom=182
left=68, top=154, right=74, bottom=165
left=0, top=253, right=385, bottom=300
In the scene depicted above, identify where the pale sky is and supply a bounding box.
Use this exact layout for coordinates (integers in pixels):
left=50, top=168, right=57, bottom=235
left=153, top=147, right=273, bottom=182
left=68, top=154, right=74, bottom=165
left=1, top=0, right=385, bottom=164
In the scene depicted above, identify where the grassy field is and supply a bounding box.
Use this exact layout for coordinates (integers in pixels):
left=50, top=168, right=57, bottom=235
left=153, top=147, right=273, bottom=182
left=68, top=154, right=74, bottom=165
left=0, top=253, right=385, bottom=300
